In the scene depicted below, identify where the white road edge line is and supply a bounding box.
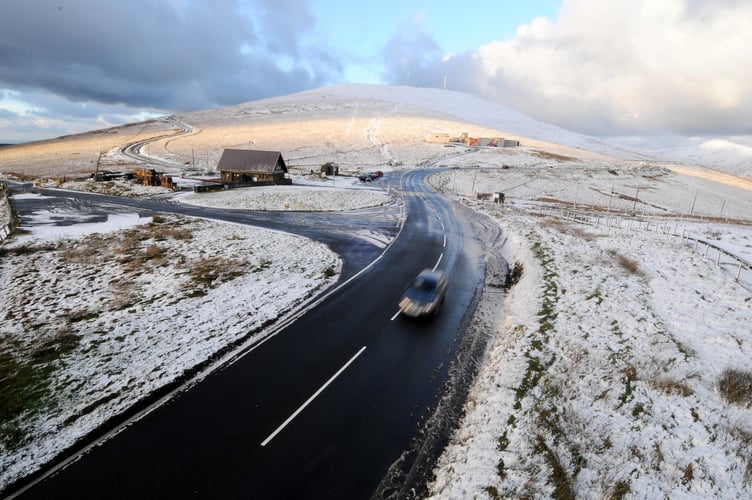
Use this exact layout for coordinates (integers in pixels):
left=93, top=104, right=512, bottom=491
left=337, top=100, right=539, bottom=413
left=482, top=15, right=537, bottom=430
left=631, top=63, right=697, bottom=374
left=260, top=345, right=368, bottom=447
left=433, top=253, right=444, bottom=272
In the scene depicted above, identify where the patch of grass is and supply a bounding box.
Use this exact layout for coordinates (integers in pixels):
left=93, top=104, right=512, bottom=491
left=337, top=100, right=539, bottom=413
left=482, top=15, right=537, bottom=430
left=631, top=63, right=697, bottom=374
left=608, top=249, right=642, bottom=276
left=31, top=331, right=81, bottom=363
left=514, top=242, right=557, bottom=407
left=617, top=364, right=638, bottom=408
left=727, top=426, right=752, bottom=483
left=67, top=308, right=100, bottom=323
left=632, top=402, right=646, bottom=417
left=497, top=430, right=510, bottom=451
left=682, top=462, right=694, bottom=485
left=187, top=256, right=247, bottom=291
left=4, top=242, right=59, bottom=256
left=651, top=377, right=693, bottom=397
left=0, top=331, right=80, bottom=450
left=719, top=369, right=752, bottom=406
left=143, top=243, right=164, bottom=260
left=531, top=150, right=576, bottom=162
left=652, top=442, right=664, bottom=471
left=484, top=485, right=501, bottom=499
left=608, top=480, right=631, bottom=499
left=586, top=288, right=603, bottom=305
left=496, top=457, right=506, bottom=480
left=535, top=435, right=575, bottom=500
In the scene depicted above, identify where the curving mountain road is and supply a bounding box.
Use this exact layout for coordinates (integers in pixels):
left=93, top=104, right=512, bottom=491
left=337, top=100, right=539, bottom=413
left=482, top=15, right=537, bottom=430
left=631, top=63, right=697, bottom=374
left=120, top=117, right=194, bottom=169
left=12, top=169, right=494, bottom=499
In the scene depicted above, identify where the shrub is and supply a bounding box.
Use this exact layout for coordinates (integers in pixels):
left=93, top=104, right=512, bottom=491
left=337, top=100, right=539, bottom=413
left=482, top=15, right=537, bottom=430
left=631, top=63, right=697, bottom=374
left=719, top=369, right=752, bottom=406
left=506, top=261, right=524, bottom=287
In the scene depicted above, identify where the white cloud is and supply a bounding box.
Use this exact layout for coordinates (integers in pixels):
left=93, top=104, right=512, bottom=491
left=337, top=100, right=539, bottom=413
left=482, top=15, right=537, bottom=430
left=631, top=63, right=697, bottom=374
left=477, top=0, right=752, bottom=136
left=386, top=0, right=752, bottom=139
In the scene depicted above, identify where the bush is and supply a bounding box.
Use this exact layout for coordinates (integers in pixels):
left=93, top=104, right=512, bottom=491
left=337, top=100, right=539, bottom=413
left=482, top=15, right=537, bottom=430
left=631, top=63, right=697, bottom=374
left=506, top=261, right=524, bottom=287
left=719, top=369, right=752, bottom=406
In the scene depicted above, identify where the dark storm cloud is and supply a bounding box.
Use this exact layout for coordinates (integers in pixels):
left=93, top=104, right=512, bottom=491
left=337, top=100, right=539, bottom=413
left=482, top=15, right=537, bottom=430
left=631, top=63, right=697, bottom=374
left=0, top=0, right=343, bottom=111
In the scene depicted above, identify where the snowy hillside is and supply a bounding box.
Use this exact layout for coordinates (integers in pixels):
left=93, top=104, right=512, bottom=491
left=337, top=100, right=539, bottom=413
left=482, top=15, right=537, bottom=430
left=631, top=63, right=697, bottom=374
left=655, top=139, right=752, bottom=179
left=313, top=84, right=650, bottom=160
left=168, top=83, right=648, bottom=167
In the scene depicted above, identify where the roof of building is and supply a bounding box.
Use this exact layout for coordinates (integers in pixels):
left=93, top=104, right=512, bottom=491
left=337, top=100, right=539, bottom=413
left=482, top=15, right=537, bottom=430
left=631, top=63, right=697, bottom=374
left=217, top=149, right=287, bottom=174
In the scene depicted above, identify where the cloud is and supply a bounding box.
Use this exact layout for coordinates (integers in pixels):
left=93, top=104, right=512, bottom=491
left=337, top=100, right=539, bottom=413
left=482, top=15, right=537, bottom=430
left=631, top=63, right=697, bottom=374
left=383, top=0, right=752, bottom=138
left=0, top=0, right=343, bottom=112
left=0, top=89, right=162, bottom=142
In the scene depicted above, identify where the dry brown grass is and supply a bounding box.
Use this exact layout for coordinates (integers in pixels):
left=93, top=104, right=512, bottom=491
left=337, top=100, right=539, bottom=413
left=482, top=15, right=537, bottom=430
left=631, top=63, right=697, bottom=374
left=650, top=377, right=693, bottom=397
left=540, top=219, right=600, bottom=241
left=606, top=250, right=643, bottom=276
left=719, top=369, right=752, bottom=406
left=530, top=149, right=577, bottom=162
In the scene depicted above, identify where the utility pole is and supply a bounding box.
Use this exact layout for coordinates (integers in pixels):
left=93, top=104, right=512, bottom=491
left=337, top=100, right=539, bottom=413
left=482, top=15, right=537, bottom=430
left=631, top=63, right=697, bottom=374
left=95, top=152, right=102, bottom=180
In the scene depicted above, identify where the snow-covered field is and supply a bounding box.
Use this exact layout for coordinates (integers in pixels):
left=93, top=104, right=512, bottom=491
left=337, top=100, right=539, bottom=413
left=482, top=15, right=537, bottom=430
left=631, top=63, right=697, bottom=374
left=1, top=84, right=752, bottom=497
left=177, top=179, right=390, bottom=212
left=427, top=169, right=752, bottom=498
left=0, top=196, right=340, bottom=491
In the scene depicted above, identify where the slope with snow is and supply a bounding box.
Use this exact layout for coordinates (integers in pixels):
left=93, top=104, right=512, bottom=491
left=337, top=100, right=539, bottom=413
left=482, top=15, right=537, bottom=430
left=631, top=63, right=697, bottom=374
left=430, top=203, right=752, bottom=498
left=655, top=139, right=752, bottom=179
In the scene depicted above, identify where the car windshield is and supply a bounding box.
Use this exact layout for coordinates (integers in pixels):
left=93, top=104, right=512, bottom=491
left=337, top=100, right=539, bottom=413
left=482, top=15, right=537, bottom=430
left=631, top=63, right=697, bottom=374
left=405, top=275, right=439, bottom=300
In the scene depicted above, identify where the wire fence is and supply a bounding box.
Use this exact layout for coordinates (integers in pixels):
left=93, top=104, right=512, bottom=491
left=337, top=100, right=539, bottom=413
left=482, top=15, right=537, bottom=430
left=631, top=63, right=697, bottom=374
left=534, top=206, right=752, bottom=289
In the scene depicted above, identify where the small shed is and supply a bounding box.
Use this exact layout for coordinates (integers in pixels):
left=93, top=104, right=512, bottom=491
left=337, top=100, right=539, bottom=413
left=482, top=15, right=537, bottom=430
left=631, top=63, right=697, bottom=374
left=320, top=162, right=339, bottom=176
left=217, top=149, right=290, bottom=185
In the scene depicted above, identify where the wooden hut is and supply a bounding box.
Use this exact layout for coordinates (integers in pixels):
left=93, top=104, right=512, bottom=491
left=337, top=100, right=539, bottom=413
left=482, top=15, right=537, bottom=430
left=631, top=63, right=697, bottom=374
left=217, top=149, right=291, bottom=185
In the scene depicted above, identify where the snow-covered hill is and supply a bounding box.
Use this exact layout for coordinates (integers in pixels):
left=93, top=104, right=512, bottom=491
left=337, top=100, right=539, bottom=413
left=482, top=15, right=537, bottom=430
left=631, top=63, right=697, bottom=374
left=655, top=138, right=752, bottom=179
left=171, top=83, right=649, bottom=166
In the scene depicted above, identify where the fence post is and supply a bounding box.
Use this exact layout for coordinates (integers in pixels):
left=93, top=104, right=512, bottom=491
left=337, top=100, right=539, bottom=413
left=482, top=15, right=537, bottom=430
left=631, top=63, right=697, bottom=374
left=737, top=263, right=743, bottom=281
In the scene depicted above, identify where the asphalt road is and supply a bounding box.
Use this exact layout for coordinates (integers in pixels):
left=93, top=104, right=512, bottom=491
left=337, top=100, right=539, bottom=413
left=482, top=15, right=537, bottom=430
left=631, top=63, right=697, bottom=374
left=11, top=170, right=487, bottom=499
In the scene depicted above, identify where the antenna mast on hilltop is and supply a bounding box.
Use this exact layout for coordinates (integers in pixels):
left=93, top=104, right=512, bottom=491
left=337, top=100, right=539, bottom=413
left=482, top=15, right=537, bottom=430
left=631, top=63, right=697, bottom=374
left=443, top=75, right=447, bottom=89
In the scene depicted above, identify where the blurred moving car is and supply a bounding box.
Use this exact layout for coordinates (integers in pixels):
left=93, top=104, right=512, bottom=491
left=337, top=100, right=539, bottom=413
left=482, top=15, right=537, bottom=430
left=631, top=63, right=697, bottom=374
left=399, top=269, right=448, bottom=319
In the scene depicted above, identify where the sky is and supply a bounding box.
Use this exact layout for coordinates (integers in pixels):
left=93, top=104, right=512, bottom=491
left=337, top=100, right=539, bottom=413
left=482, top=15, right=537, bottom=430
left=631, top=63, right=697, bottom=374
left=1, top=0, right=751, bottom=151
